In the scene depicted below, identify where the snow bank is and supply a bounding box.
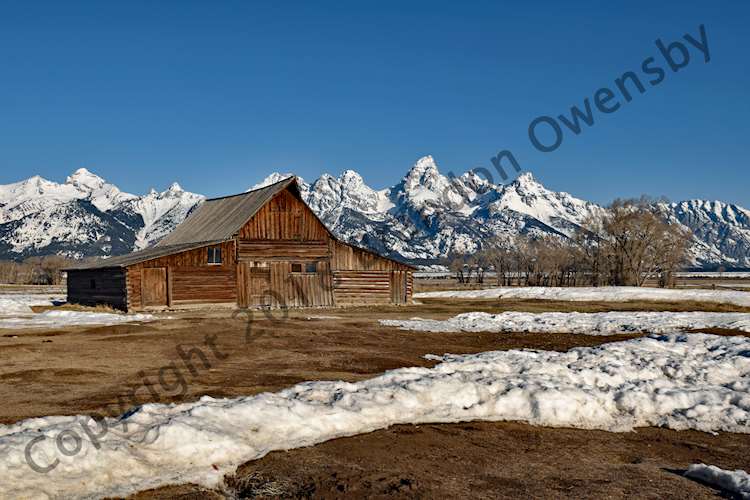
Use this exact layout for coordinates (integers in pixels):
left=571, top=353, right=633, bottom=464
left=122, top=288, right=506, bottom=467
left=0, top=297, right=34, bottom=314
left=0, top=310, right=159, bottom=329
left=0, top=293, right=158, bottom=329
left=414, top=286, right=750, bottom=307
left=381, top=311, right=750, bottom=335
left=1, top=333, right=748, bottom=499
left=685, top=464, right=750, bottom=498
left=0, top=293, right=65, bottom=315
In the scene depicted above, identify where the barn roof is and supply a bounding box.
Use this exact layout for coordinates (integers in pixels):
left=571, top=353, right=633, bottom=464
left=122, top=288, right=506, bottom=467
left=157, top=176, right=298, bottom=247
left=65, top=240, right=227, bottom=270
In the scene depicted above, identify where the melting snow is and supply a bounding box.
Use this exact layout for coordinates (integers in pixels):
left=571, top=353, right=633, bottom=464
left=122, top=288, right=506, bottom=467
left=0, top=293, right=158, bottom=329
left=0, top=333, right=748, bottom=499
left=381, top=311, right=750, bottom=335
left=0, top=294, right=65, bottom=314
left=685, top=464, right=750, bottom=498
left=415, top=286, right=750, bottom=307
left=0, top=310, right=160, bottom=329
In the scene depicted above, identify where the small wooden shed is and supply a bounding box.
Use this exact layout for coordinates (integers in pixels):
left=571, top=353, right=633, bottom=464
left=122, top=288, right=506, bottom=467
left=66, top=177, right=415, bottom=311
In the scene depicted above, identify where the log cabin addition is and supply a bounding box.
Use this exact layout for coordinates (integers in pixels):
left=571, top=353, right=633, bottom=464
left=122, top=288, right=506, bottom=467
left=66, top=177, right=415, bottom=311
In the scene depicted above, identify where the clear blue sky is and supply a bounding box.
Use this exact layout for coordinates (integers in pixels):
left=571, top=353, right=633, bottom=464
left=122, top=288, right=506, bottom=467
left=0, top=0, right=747, bottom=206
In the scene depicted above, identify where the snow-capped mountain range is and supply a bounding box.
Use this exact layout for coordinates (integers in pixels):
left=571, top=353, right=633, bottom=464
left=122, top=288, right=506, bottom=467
left=1, top=157, right=749, bottom=269
left=0, top=168, right=203, bottom=259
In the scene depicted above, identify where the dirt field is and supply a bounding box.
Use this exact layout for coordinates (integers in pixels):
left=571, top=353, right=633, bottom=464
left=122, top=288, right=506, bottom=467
left=132, top=422, right=750, bottom=500
left=2, top=296, right=749, bottom=498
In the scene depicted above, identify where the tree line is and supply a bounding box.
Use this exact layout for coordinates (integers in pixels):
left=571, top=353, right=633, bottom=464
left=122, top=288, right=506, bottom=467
left=451, top=198, right=691, bottom=288
left=0, top=256, right=74, bottom=285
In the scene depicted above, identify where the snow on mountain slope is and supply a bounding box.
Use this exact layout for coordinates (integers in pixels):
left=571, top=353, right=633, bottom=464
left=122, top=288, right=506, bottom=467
left=293, top=157, right=602, bottom=262
left=250, top=172, right=298, bottom=191
left=490, top=172, right=604, bottom=235
left=250, top=157, right=749, bottom=267
left=65, top=168, right=138, bottom=212
left=663, top=200, right=750, bottom=268
left=0, top=159, right=747, bottom=267
left=0, top=200, right=137, bottom=259
left=122, top=183, right=205, bottom=249
left=0, top=171, right=203, bottom=259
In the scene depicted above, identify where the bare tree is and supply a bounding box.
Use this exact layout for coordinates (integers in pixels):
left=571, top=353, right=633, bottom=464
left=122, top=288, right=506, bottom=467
left=575, top=198, right=690, bottom=287
left=479, top=236, right=514, bottom=286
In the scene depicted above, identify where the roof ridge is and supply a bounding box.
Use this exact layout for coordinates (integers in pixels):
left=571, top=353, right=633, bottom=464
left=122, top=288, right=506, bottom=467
left=205, top=176, right=296, bottom=202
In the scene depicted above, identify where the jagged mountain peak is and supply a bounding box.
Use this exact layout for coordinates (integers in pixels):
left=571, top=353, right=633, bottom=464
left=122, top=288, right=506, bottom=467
left=395, top=156, right=480, bottom=214
left=306, top=168, right=391, bottom=216
left=403, top=155, right=442, bottom=188
left=671, top=199, right=750, bottom=219
left=493, top=171, right=601, bottom=231
left=250, top=172, right=296, bottom=191
left=407, top=155, right=438, bottom=174
left=143, top=182, right=188, bottom=199
left=340, top=169, right=366, bottom=188
left=511, top=171, right=538, bottom=187
left=66, top=167, right=106, bottom=187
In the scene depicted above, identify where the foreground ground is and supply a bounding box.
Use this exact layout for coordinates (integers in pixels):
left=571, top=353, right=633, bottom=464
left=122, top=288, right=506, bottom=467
left=5, top=298, right=748, bottom=424
left=1, top=293, right=749, bottom=498
left=132, top=422, right=750, bottom=499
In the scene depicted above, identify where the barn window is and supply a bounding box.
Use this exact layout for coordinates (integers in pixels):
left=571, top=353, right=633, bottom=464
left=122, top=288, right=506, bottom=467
left=305, top=262, right=317, bottom=273
left=291, top=263, right=302, bottom=273
left=207, top=246, right=222, bottom=265
left=90, top=279, right=96, bottom=290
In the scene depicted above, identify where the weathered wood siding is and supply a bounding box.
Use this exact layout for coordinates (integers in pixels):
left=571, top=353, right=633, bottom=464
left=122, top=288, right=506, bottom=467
left=333, top=270, right=391, bottom=305
left=126, top=241, right=237, bottom=310
left=238, top=240, right=329, bottom=261
left=67, top=268, right=128, bottom=310
left=329, top=240, right=411, bottom=272
left=238, top=189, right=328, bottom=241
left=329, top=240, right=413, bottom=305
left=236, top=191, right=335, bottom=307
left=390, top=271, right=409, bottom=305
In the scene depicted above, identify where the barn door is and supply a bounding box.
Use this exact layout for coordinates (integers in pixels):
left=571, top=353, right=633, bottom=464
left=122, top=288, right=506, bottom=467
left=142, top=268, right=168, bottom=307
left=249, top=266, right=272, bottom=307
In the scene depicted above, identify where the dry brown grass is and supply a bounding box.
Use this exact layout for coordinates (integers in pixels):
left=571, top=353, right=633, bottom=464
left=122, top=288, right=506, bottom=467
left=30, top=303, right=121, bottom=314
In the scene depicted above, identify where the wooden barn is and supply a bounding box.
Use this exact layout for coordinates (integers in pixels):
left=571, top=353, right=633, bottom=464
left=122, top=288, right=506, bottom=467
left=66, top=177, right=415, bottom=311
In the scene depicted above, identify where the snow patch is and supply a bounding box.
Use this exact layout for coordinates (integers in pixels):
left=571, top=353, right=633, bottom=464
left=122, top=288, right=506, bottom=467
left=0, top=298, right=34, bottom=314
left=0, top=293, right=159, bottom=329
left=685, top=464, right=750, bottom=498
left=0, top=310, right=160, bottom=329
left=0, top=294, right=65, bottom=314
left=415, top=286, right=750, bottom=308
left=381, top=311, right=750, bottom=335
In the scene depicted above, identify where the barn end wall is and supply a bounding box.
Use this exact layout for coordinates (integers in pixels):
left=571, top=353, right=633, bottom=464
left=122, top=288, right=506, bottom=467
left=67, top=268, right=128, bottom=311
